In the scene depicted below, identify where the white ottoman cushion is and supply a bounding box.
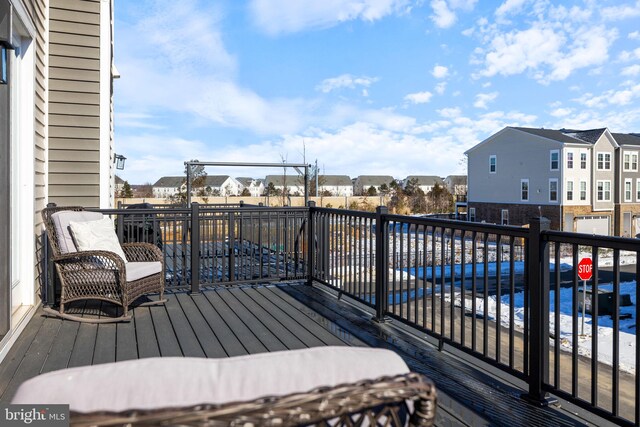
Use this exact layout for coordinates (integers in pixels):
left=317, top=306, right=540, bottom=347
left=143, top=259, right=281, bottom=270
left=11, top=346, right=409, bottom=413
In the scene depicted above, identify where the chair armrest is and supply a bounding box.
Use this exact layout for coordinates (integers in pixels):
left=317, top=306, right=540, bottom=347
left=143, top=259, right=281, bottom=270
left=122, top=243, right=163, bottom=262
left=53, top=250, right=126, bottom=272
left=70, top=372, right=437, bottom=426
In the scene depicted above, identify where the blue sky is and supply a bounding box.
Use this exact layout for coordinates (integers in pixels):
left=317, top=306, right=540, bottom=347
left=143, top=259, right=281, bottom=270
left=114, top=0, right=640, bottom=184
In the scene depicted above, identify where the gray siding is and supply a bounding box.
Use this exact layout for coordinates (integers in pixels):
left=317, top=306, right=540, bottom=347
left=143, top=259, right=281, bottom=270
left=592, top=134, right=616, bottom=211
left=467, top=128, right=562, bottom=205
left=47, top=0, right=101, bottom=207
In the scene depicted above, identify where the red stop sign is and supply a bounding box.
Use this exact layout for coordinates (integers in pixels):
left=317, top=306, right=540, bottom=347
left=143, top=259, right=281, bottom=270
left=577, top=258, right=593, bottom=281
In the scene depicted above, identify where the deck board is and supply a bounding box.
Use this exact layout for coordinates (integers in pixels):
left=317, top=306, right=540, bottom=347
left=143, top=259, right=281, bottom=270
left=0, top=283, right=602, bottom=426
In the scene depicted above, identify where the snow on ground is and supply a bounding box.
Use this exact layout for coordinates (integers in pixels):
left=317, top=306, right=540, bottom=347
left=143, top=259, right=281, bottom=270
left=446, top=281, right=638, bottom=374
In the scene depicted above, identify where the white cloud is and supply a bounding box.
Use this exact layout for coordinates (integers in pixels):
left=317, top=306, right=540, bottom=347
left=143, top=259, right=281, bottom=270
left=619, top=47, right=640, bottom=61
left=576, top=83, right=640, bottom=108
left=316, top=74, right=379, bottom=93
left=473, top=92, right=498, bottom=109
left=430, top=0, right=477, bottom=28
left=432, top=65, right=449, bottom=78
left=404, top=91, right=433, bottom=104
left=435, top=82, right=447, bottom=94
left=438, top=107, right=462, bottom=118
left=630, top=31, right=640, bottom=40
left=249, top=0, right=410, bottom=35
left=495, top=0, right=526, bottom=17
left=550, top=108, right=572, bottom=117
left=475, top=22, right=617, bottom=83
left=622, top=65, right=640, bottom=76
left=601, top=1, right=640, bottom=21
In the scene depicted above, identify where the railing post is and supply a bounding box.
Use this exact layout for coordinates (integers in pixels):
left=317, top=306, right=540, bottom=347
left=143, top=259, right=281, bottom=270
left=306, top=201, right=316, bottom=285
left=373, top=206, right=389, bottom=323
left=190, top=202, right=200, bottom=293
left=228, top=211, right=236, bottom=282
left=525, top=216, right=553, bottom=404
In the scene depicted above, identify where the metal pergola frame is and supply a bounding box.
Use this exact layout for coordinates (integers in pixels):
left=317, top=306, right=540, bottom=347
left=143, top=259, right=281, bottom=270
left=184, top=161, right=312, bottom=206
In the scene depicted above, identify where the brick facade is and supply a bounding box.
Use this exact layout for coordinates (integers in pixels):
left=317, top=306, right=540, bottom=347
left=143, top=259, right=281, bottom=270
left=468, top=202, right=562, bottom=229
left=614, top=204, right=640, bottom=237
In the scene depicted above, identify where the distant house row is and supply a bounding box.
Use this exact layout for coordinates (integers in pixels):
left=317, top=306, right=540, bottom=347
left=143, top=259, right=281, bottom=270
left=466, top=126, right=640, bottom=237
left=148, top=174, right=467, bottom=198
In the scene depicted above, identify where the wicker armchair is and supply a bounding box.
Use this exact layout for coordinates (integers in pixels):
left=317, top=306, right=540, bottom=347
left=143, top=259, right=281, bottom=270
left=42, top=205, right=166, bottom=323
left=70, top=372, right=437, bottom=427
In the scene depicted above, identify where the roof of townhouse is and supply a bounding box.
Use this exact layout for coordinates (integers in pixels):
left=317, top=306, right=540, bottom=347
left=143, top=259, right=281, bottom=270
left=404, top=175, right=443, bottom=185
left=115, top=175, right=124, bottom=184
left=445, top=175, right=467, bottom=185
left=511, top=127, right=593, bottom=145
left=264, top=175, right=305, bottom=186
left=356, top=175, right=395, bottom=186
left=153, top=176, right=185, bottom=187
left=236, top=177, right=264, bottom=186
left=612, top=133, right=640, bottom=146
left=202, top=175, right=233, bottom=187
left=319, top=175, right=352, bottom=186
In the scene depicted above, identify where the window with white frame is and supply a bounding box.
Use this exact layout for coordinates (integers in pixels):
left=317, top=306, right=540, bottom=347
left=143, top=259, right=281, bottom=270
left=501, top=209, right=509, bottom=225
left=521, top=179, right=529, bottom=201
left=566, top=152, right=573, bottom=169
left=597, top=152, right=611, bottom=170
left=625, top=179, right=632, bottom=202
left=550, top=150, right=559, bottom=170
left=624, top=152, right=638, bottom=171
left=580, top=152, right=587, bottom=169
left=469, top=207, right=476, bottom=222
left=489, top=155, right=496, bottom=173
left=566, top=180, right=573, bottom=201
left=580, top=181, right=587, bottom=201
left=549, top=179, right=558, bottom=202
left=597, top=180, right=611, bottom=201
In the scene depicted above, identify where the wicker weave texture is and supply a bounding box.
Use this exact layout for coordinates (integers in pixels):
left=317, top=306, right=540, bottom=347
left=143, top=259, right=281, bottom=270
left=43, top=206, right=165, bottom=321
left=70, top=372, right=436, bottom=427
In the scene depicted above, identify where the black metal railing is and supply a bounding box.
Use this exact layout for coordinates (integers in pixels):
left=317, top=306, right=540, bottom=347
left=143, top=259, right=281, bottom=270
left=44, top=202, right=637, bottom=426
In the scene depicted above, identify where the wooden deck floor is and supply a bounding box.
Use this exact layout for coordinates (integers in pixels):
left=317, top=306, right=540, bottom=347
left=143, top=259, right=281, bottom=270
left=0, top=282, right=614, bottom=427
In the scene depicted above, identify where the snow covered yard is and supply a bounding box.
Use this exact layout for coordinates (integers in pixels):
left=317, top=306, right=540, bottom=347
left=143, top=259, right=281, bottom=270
left=447, top=281, right=638, bottom=374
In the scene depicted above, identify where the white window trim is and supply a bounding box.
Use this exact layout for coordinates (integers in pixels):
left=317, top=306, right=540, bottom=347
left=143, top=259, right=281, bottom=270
left=469, top=207, right=476, bottom=222
left=566, top=151, right=574, bottom=169
left=596, top=152, right=611, bottom=171
left=596, top=180, right=611, bottom=201
left=566, top=180, right=573, bottom=201
left=549, top=178, right=559, bottom=203
left=489, top=155, right=497, bottom=174
left=580, top=180, right=587, bottom=201
left=501, top=209, right=509, bottom=225
left=623, top=151, right=638, bottom=172
left=550, top=150, right=560, bottom=171
left=520, top=179, right=529, bottom=202
left=580, top=152, right=587, bottom=169
left=624, top=178, right=633, bottom=202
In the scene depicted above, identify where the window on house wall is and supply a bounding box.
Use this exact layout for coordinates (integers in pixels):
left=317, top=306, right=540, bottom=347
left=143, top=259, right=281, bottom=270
left=597, top=152, right=611, bottom=170
left=566, top=180, right=573, bottom=201
left=489, top=155, right=496, bottom=173
left=625, top=179, right=632, bottom=202
left=580, top=152, right=587, bottom=169
left=501, top=209, right=509, bottom=225
left=580, top=181, right=587, bottom=201
left=550, top=150, right=559, bottom=170
left=597, top=180, right=611, bottom=201
left=469, top=207, right=476, bottom=222
left=549, top=179, right=558, bottom=202
left=566, top=152, right=573, bottom=169
left=521, top=179, right=529, bottom=201
left=625, top=152, right=638, bottom=171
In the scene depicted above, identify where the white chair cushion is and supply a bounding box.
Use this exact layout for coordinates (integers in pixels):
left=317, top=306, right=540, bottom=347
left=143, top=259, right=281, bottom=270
left=50, top=210, right=103, bottom=254
left=126, top=262, right=162, bottom=281
left=69, top=217, right=128, bottom=263
left=11, top=346, right=409, bottom=413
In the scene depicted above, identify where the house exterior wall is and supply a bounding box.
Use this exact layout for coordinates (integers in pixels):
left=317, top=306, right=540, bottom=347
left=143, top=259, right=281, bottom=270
left=468, top=202, right=561, bottom=229
left=467, top=128, right=562, bottom=206
left=562, top=145, right=591, bottom=207
left=47, top=0, right=112, bottom=208
left=319, top=185, right=353, bottom=197
left=591, top=133, right=616, bottom=211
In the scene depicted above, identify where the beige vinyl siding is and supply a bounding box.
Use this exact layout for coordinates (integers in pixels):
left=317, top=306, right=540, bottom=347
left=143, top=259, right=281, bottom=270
left=48, top=0, right=101, bottom=208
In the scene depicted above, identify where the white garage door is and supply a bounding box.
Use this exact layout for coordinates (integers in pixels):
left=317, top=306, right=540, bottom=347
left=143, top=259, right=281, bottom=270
left=576, top=216, right=610, bottom=235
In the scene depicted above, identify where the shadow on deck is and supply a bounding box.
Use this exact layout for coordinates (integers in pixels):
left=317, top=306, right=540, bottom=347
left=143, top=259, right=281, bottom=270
left=0, top=282, right=615, bottom=427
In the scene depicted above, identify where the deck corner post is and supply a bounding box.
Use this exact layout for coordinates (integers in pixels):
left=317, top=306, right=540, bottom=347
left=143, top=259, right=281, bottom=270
left=525, top=216, right=552, bottom=405
left=190, top=202, right=201, bottom=294
left=373, top=205, right=389, bottom=323
left=306, top=201, right=316, bottom=285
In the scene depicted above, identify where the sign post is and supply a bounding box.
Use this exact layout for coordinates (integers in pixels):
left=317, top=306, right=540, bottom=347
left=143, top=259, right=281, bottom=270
left=577, top=257, right=593, bottom=336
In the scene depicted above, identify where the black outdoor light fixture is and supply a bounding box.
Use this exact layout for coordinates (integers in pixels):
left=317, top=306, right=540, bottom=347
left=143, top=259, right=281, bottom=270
left=0, top=46, right=7, bottom=85
left=114, top=154, right=126, bottom=170
left=1, top=2, right=12, bottom=85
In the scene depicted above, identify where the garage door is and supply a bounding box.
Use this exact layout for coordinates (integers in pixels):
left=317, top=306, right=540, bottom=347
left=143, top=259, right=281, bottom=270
left=576, top=216, right=610, bottom=235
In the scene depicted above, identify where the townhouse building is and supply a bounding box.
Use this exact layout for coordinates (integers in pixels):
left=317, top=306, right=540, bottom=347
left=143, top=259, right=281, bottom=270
left=402, top=175, right=444, bottom=194
left=466, top=127, right=640, bottom=236
left=353, top=175, right=394, bottom=195
left=318, top=175, right=353, bottom=196
left=236, top=177, right=265, bottom=197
